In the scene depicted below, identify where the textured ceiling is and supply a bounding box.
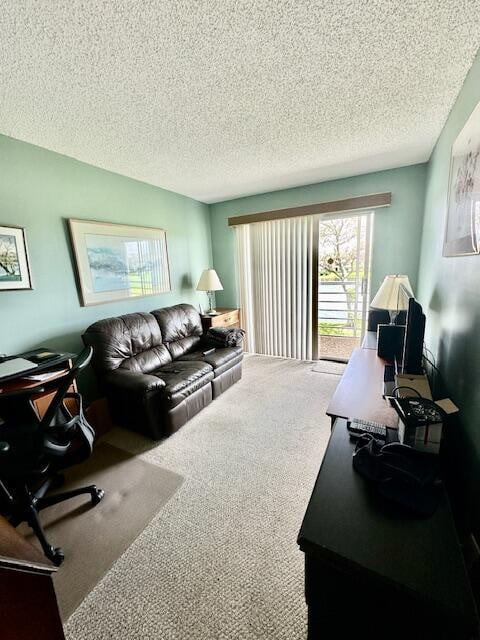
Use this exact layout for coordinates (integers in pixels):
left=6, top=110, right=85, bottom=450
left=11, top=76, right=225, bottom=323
left=1, top=1, right=480, bottom=203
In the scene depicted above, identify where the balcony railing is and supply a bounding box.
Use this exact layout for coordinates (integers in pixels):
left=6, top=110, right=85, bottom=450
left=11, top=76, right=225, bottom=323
left=318, top=279, right=365, bottom=338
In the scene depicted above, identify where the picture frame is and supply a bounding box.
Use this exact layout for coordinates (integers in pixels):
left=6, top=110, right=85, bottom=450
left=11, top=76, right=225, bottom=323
left=68, top=219, right=171, bottom=306
left=443, top=99, right=480, bottom=257
left=0, top=225, right=33, bottom=291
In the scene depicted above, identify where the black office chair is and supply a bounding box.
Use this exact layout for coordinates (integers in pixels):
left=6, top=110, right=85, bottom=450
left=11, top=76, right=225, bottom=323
left=0, top=346, right=104, bottom=566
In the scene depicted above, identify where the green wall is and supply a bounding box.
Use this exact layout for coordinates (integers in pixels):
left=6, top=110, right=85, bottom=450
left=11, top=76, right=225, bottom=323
left=209, top=164, right=427, bottom=308
left=0, top=134, right=212, bottom=359
left=416, top=49, right=480, bottom=527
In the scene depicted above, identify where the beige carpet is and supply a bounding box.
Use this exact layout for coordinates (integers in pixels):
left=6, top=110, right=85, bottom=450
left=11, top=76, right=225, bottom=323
left=311, top=359, right=347, bottom=375
left=23, top=443, right=183, bottom=620
left=65, top=355, right=339, bottom=640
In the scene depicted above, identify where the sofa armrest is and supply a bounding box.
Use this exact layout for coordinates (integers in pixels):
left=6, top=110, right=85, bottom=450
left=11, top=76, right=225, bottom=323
left=101, top=369, right=166, bottom=439
left=103, top=369, right=166, bottom=395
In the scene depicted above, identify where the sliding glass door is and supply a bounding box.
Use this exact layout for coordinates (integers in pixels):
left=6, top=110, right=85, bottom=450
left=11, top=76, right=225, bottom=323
left=316, top=213, right=373, bottom=361
left=235, top=210, right=373, bottom=362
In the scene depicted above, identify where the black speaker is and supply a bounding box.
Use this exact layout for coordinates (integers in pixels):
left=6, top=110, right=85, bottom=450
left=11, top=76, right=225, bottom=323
left=376, top=324, right=405, bottom=360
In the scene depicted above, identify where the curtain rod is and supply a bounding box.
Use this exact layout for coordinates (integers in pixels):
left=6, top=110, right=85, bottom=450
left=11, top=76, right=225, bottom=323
left=227, top=192, right=392, bottom=227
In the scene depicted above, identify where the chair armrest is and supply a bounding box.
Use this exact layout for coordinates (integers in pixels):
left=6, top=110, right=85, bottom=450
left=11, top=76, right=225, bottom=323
left=103, top=369, right=166, bottom=395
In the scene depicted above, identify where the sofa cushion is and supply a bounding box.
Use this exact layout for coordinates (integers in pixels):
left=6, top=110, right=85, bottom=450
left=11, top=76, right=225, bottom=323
left=177, top=347, right=243, bottom=375
left=152, top=304, right=203, bottom=359
left=154, top=361, right=213, bottom=408
left=167, top=335, right=203, bottom=360
left=83, top=312, right=171, bottom=373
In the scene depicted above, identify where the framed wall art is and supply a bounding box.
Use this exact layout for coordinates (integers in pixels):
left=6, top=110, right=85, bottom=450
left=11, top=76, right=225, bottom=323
left=444, top=99, right=480, bottom=257
left=0, top=225, right=32, bottom=291
left=69, top=219, right=171, bottom=306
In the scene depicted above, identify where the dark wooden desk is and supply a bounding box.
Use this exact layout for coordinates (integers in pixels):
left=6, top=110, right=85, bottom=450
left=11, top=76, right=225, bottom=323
left=326, top=347, right=398, bottom=428
left=298, top=420, right=478, bottom=639
left=0, top=349, right=76, bottom=420
left=0, top=349, right=75, bottom=390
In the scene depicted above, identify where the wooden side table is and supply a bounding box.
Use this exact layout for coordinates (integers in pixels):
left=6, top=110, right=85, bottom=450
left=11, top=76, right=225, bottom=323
left=201, top=308, right=240, bottom=332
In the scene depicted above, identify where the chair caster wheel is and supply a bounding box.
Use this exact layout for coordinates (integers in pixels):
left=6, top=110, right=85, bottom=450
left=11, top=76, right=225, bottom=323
left=91, top=487, right=105, bottom=506
left=50, top=547, right=65, bottom=566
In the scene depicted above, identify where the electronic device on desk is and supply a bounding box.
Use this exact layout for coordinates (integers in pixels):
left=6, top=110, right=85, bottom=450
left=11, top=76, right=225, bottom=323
left=347, top=418, right=388, bottom=441
left=352, top=435, right=442, bottom=516
left=377, top=283, right=427, bottom=395
left=391, top=396, right=447, bottom=455
left=377, top=324, right=405, bottom=361
left=370, top=277, right=426, bottom=374
left=383, top=364, right=396, bottom=396
left=27, top=350, right=61, bottom=364
left=396, top=285, right=426, bottom=375
left=0, top=358, right=37, bottom=380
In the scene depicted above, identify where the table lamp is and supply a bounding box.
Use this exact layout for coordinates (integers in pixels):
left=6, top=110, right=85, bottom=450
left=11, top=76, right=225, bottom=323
left=370, top=275, right=413, bottom=359
left=196, top=268, right=223, bottom=315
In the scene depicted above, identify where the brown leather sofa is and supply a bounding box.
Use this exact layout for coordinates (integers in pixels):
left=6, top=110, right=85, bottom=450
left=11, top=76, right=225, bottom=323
left=82, top=304, right=243, bottom=439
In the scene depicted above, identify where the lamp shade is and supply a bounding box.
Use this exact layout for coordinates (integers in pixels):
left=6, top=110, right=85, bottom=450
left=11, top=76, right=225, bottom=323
left=370, top=275, right=413, bottom=311
left=196, top=269, right=223, bottom=292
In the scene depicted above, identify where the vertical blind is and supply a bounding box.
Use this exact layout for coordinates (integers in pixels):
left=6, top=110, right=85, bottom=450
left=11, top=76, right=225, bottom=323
left=236, top=215, right=316, bottom=360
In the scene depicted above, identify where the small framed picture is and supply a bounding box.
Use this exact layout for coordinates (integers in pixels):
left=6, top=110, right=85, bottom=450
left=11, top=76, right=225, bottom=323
left=0, top=225, right=32, bottom=291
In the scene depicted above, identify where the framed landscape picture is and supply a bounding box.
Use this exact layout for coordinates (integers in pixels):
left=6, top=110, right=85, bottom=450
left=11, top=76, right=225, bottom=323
left=444, top=100, right=480, bottom=257
left=0, top=225, right=32, bottom=290
left=69, top=219, right=171, bottom=306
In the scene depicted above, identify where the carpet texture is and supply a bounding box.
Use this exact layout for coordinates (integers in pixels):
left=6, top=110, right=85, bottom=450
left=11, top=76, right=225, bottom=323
left=65, top=355, right=339, bottom=639
left=23, top=443, right=183, bottom=620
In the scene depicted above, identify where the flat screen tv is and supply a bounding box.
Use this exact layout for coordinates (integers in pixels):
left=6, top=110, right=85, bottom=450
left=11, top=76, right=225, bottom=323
left=396, top=284, right=426, bottom=375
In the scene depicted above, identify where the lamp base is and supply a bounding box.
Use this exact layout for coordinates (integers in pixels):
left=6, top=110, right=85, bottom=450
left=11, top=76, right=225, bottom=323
left=205, top=291, right=218, bottom=316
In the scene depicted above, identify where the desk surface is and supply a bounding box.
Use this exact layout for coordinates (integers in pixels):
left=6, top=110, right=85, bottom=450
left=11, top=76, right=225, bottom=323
left=298, top=420, right=478, bottom=631
left=326, top=347, right=398, bottom=428
left=0, top=349, right=75, bottom=396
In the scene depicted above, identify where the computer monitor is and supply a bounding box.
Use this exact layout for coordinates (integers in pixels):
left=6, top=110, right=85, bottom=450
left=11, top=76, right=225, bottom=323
left=396, top=284, right=425, bottom=375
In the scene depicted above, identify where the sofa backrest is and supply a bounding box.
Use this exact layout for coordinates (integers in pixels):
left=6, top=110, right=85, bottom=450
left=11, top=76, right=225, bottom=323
left=82, top=311, right=172, bottom=373
left=152, top=304, right=203, bottom=359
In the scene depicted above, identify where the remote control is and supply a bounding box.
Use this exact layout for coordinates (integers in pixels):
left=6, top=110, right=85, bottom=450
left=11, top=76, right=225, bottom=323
left=347, top=418, right=387, bottom=440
